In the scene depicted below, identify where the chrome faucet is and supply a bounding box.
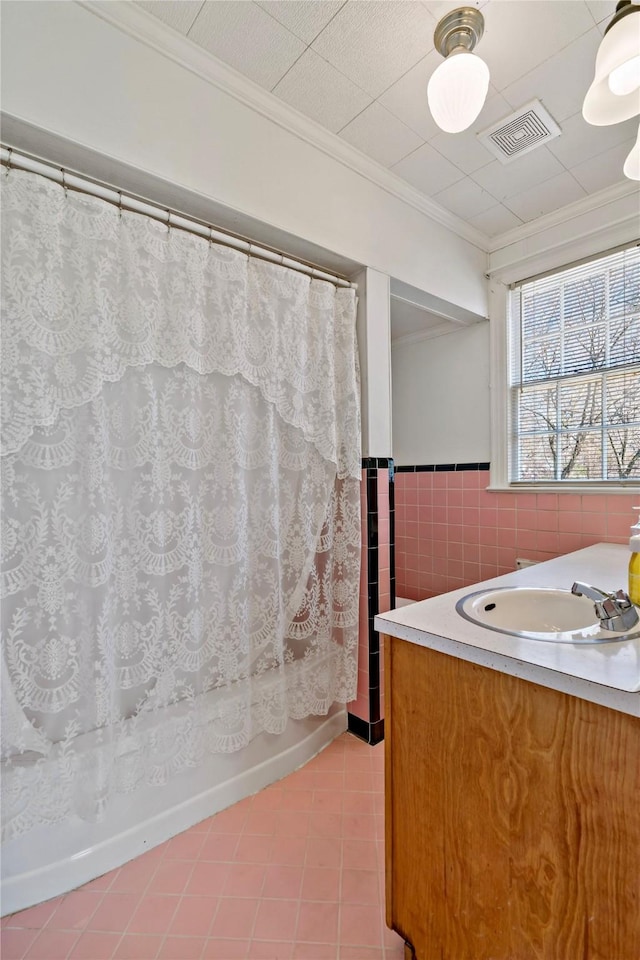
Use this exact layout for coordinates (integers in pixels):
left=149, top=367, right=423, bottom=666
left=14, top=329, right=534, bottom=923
left=571, top=581, right=639, bottom=632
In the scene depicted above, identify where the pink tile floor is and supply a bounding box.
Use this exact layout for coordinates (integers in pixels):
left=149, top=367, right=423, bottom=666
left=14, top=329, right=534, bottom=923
left=2, top=733, right=405, bottom=960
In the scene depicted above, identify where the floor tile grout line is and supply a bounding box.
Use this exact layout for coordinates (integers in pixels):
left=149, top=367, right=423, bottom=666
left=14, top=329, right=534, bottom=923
left=118, top=845, right=187, bottom=960
left=6, top=733, right=406, bottom=960
left=52, top=886, right=106, bottom=947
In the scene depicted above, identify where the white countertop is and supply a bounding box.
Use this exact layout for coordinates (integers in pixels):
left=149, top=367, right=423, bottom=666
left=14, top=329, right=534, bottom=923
left=375, top=543, right=640, bottom=717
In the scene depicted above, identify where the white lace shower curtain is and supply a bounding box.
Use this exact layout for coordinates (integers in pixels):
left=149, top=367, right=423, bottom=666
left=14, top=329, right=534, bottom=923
left=0, top=169, right=360, bottom=840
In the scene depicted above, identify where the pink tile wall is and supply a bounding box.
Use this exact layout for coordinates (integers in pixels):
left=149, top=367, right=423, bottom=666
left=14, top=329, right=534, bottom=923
left=395, top=469, right=637, bottom=601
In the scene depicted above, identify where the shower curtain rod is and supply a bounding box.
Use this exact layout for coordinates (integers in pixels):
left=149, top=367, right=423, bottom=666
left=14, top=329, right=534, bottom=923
left=0, top=145, right=357, bottom=289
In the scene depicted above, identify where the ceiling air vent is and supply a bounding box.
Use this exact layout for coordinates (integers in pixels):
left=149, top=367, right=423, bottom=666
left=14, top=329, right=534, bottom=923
left=477, top=99, right=561, bottom=164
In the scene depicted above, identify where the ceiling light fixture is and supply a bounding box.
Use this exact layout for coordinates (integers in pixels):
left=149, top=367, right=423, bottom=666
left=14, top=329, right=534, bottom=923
left=624, top=124, right=640, bottom=178
left=583, top=1, right=640, bottom=125
left=427, top=7, right=490, bottom=134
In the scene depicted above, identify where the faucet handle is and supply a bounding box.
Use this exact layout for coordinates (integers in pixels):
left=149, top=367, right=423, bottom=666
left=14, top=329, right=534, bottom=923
left=613, top=589, right=633, bottom=605
left=571, top=581, right=639, bottom=632
left=600, top=591, right=638, bottom=632
left=603, top=589, right=635, bottom=615
left=596, top=590, right=631, bottom=618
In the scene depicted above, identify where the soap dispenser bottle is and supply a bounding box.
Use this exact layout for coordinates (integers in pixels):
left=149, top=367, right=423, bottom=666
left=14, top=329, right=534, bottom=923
left=629, top=507, right=640, bottom=606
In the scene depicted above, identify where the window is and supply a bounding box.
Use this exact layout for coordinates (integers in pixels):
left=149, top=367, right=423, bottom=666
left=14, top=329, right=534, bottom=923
left=508, top=244, right=640, bottom=484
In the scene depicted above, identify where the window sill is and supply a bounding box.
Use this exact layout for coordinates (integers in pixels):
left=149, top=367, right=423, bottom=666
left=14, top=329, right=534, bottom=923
left=486, top=483, right=640, bottom=495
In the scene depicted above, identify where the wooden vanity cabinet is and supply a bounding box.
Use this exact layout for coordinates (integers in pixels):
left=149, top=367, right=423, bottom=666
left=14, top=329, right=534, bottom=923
left=384, top=634, right=640, bottom=960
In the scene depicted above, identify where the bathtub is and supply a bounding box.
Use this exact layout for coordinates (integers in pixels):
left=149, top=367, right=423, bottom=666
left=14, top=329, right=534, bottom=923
left=1, top=703, right=346, bottom=915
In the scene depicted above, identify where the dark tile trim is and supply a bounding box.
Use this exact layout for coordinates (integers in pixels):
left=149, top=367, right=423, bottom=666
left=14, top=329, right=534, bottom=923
left=370, top=718, right=384, bottom=745
left=365, top=463, right=379, bottom=726
left=347, top=713, right=385, bottom=746
left=358, top=457, right=395, bottom=742
left=347, top=712, right=370, bottom=741
left=395, top=462, right=491, bottom=473
left=458, top=462, right=490, bottom=471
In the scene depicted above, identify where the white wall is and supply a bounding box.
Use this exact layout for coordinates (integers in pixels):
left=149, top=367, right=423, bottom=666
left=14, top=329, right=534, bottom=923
left=1, top=0, right=488, bottom=317
left=392, top=323, right=491, bottom=466
left=393, top=193, right=636, bottom=469
left=357, top=269, right=393, bottom=458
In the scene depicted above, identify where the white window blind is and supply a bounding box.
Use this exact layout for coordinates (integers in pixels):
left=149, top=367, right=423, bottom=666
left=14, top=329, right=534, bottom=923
left=509, top=244, right=640, bottom=483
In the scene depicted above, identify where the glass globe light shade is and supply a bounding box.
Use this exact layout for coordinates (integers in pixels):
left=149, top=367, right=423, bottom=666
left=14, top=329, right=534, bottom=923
left=427, top=49, right=490, bottom=134
left=583, top=9, right=640, bottom=125
left=623, top=124, right=640, bottom=179
left=608, top=53, right=640, bottom=96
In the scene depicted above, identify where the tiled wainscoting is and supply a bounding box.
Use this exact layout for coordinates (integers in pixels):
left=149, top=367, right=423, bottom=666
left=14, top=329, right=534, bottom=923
left=347, top=460, right=394, bottom=745
left=395, top=463, right=637, bottom=601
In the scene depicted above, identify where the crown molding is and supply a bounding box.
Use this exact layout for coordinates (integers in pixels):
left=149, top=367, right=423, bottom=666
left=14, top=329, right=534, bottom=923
left=488, top=176, right=640, bottom=283
left=78, top=0, right=489, bottom=252
left=487, top=179, right=639, bottom=255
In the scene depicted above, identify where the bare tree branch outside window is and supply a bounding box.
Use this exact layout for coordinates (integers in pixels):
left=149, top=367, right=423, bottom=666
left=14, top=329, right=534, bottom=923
left=511, top=247, right=640, bottom=482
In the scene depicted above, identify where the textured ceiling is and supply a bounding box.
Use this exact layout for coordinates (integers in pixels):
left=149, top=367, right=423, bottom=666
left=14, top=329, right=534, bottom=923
left=135, top=0, right=639, bottom=239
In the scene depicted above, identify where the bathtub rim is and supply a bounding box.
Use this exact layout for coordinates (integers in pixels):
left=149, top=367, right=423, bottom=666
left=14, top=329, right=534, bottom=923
left=1, top=705, right=347, bottom=916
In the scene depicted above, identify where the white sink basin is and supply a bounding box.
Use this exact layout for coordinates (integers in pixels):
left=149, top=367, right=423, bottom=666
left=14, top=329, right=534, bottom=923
left=456, top=586, right=640, bottom=643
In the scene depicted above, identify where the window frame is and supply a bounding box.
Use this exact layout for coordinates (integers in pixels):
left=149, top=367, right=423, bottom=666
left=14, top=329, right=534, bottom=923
left=489, top=246, right=640, bottom=493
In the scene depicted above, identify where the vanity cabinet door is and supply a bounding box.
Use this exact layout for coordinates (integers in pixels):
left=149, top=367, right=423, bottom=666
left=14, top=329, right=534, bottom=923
left=384, top=634, right=640, bottom=960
